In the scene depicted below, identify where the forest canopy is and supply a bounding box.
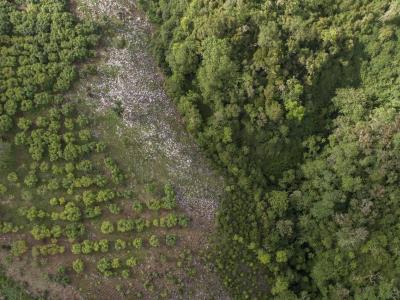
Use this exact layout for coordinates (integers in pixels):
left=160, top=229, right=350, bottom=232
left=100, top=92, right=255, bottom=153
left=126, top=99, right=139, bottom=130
left=139, top=0, right=400, bottom=298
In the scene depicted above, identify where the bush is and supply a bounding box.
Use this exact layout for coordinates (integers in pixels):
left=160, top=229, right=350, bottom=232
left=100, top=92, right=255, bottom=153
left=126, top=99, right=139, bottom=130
left=132, top=238, right=142, bottom=249
left=7, top=172, right=18, bottom=183
left=10, top=240, right=28, bottom=257
left=97, top=258, right=111, bottom=276
left=132, top=201, right=143, bottom=213
left=126, top=257, right=137, bottom=267
left=65, top=223, right=85, bottom=241
left=100, top=221, right=114, bottom=234
left=108, top=203, right=121, bottom=215
left=165, top=235, right=177, bottom=247
left=72, top=259, right=84, bottom=274
left=114, top=239, right=126, bottom=251
left=149, top=235, right=159, bottom=248
left=162, top=183, right=177, bottom=209
left=71, top=244, right=81, bottom=255
left=121, top=269, right=130, bottom=279
left=146, top=199, right=162, bottom=211
left=117, top=219, right=134, bottom=233
left=0, top=184, right=7, bottom=195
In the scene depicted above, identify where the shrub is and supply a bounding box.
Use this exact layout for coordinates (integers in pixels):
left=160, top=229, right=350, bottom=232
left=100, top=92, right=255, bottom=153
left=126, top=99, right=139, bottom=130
left=98, top=239, right=109, bottom=253
left=30, top=225, right=51, bottom=240
left=108, top=203, right=121, bottom=215
left=149, top=235, right=159, bottom=247
left=61, top=202, right=81, bottom=222
left=165, top=234, right=177, bottom=247
left=100, top=221, right=114, bottom=234
left=71, top=243, right=81, bottom=255
left=0, top=184, right=7, bottom=195
left=132, top=201, right=143, bottom=213
left=72, top=258, right=84, bottom=274
left=146, top=199, right=161, bottom=211
left=65, top=223, right=85, bottom=241
left=84, top=206, right=102, bottom=219
left=111, top=258, right=120, bottom=269
left=7, top=172, right=18, bottom=183
left=24, top=171, right=38, bottom=187
left=178, top=215, right=190, bottom=228
left=10, top=240, right=28, bottom=257
left=132, top=238, right=142, bottom=249
left=0, top=115, right=12, bottom=133
left=126, top=257, right=138, bottom=267
left=121, top=269, right=130, bottom=279
left=162, top=183, right=177, bottom=209
left=39, top=162, right=49, bottom=172
left=162, top=213, right=178, bottom=228
left=97, top=258, right=111, bottom=276
left=114, top=239, right=126, bottom=251
left=81, top=240, right=93, bottom=255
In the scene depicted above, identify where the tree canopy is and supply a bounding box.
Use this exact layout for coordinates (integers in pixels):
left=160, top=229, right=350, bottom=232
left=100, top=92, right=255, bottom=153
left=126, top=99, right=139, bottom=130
left=140, top=0, right=400, bottom=298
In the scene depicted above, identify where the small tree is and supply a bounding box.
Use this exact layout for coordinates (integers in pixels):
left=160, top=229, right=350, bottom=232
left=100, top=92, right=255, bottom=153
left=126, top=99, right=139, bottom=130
left=132, top=201, right=143, bottom=213
left=7, top=172, right=18, bottom=183
left=126, top=257, right=137, bottom=267
left=132, top=238, right=142, bottom=249
left=72, top=258, right=84, bottom=274
left=100, top=221, right=114, bottom=234
left=165, top=234, right=177, bottom=247
left=11, top=240, right=28, bottom=257
left=149, top=235, right=159, bottom=247
left=108, top=203, right=121, bottom=215
left=162, top=183, right=177, bottom=209
left=121, top=269, right=130, bottom=279
left=114, top=239, right=126, bottom=251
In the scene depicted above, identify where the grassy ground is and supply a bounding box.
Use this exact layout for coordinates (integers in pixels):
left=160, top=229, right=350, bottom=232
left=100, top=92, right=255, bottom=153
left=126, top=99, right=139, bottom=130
left=0, top=267, right=35, bottom=300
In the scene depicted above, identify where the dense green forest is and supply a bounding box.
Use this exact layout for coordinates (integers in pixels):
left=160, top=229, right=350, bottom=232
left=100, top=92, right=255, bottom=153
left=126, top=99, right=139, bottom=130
left=139, top=0, right=400, bottom=298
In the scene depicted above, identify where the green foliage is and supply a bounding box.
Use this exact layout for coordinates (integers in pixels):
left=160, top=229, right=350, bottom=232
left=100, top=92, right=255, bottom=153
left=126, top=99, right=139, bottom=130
left=32, top=243, right=65, bottom=257
left=132, top=238, right=142, bottom=249
left=72, top=258, right=84, bottom=274
left=65, top=223, right=85, bottom=242
left=121, top=269, right=130, bottom=279
left=132, top=200, right=144, bottom=213
left=100, top=221, right=114, bottom=234
left=141, top=0, right=400, bottom=298
left=114, top=239, right=126, bottom=251
left=10, top=240, right=28, bottom=257
left=97, top=257, right=121, bottom=277
left=108, top=203, right=121, bottom=215
left=162, top=183, right=177, bottom=209
left=7, top=172, right=18, bottom=183
left=126, top=256, right=137, bottom=267
left=116, top=219, right=134, bottom=233
left=149, top=235, right=159, bottom=248
left=165, top=234, right=177, bottom=247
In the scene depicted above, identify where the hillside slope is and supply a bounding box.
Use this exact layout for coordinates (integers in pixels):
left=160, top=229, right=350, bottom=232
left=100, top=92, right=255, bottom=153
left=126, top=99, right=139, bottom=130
left=140, top=0, right=400, bottom=298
